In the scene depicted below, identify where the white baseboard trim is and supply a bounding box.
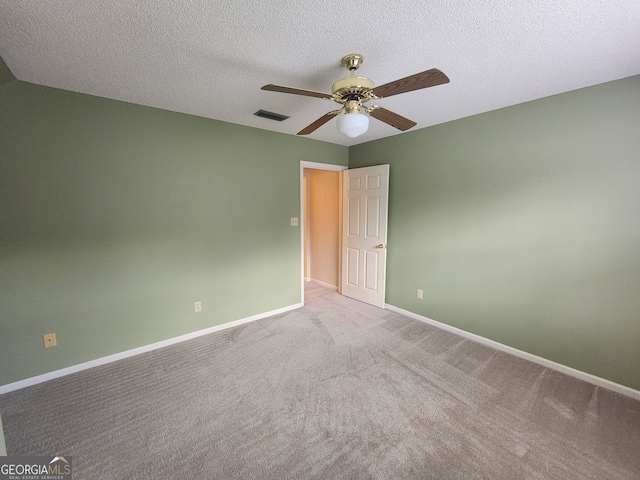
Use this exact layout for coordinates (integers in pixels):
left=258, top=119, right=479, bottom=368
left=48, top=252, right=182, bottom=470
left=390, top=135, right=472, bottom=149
left=3, top=301, right=637, bottom=401
left=0, top=303, right=302, bottom=396
left=0, top=409, right=6, bottom=456
left=386, top=304, right=640, bottom=401
left=307, top=279, right=338, bottom=290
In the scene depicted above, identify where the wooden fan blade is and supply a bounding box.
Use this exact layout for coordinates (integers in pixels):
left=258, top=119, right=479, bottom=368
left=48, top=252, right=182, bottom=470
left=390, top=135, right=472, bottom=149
left=368, top=107, right=417, bottom=131
left=372, top=68, right=449, bottom=98
left=297, top=111, right=340, bottom=135
left=261, top=84, right=333, bottom=100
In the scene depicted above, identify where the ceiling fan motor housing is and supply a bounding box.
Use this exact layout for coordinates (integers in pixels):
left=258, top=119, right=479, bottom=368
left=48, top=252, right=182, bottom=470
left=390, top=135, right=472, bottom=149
left=332, top=76, right=375, bottom=103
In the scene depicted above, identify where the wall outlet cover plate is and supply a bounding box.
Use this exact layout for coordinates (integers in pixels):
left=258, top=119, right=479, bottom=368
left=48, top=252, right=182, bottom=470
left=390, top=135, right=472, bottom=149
left=43, top=333, right=57, bottom=348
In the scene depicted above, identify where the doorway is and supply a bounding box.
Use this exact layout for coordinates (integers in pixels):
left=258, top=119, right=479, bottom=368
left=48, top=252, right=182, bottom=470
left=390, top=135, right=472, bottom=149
left=300, top=162, right=347, bottom=304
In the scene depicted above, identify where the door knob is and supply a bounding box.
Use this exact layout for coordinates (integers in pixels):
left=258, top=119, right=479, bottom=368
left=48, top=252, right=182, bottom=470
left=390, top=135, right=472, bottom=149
left=376, top=244, right=386, bottom=249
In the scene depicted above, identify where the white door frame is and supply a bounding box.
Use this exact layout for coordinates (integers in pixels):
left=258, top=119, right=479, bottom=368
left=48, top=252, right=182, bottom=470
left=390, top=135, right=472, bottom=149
left=300, top=161, right=348, bottom=305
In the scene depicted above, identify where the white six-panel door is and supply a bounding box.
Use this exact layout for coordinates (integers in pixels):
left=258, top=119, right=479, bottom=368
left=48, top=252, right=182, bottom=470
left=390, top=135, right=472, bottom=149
left=341, top=165, right=390, bottom=308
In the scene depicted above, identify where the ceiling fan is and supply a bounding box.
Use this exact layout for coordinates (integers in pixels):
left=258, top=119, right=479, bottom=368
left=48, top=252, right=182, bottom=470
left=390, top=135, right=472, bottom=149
left=261, top=54, right=450, bottom=138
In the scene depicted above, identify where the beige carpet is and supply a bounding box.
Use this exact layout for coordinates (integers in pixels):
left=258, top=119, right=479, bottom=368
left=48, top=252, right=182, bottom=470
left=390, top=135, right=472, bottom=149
left=1, top=282, right=639, bottom=479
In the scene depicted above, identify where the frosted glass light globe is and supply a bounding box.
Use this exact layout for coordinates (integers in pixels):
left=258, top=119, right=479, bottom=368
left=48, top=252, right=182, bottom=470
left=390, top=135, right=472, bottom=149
left=336, top=112, right=369, bottom=138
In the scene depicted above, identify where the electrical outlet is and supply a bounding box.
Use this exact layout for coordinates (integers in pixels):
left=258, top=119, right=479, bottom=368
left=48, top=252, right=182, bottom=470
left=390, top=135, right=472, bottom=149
left=43, top=333, right=57, bottom=348
left=290, top=217, right=299, bottom=226
left=194, top=301, right=202, bottom=313
left=417, top=289, right=424, bottom=300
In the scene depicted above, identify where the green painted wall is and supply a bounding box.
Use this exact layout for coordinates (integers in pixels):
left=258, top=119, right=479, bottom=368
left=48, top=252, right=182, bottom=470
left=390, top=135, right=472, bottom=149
left=350, top=75, right=640, bottom=391
left=0, top=58, right=15, bottom=86
left=2, top=58, right=639, bottom=394
left=0, top=78, right=347, bottom=386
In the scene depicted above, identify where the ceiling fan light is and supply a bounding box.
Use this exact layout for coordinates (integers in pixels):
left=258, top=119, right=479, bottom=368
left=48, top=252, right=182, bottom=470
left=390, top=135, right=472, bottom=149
left=336, top=112, right=369, bottom=138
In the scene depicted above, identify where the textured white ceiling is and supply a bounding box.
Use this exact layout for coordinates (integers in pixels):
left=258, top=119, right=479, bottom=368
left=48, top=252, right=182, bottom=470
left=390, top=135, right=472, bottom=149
left=1, top=0, right=639, bottom=146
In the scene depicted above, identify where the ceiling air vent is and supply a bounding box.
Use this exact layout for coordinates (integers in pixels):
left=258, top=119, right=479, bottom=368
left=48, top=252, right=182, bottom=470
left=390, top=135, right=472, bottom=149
left=254, top=109, right=289, bottom=122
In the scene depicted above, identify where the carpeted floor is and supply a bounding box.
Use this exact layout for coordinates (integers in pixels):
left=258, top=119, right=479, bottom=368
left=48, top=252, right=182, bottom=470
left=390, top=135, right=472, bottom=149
left=1, top=282, right=639, bottom=479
